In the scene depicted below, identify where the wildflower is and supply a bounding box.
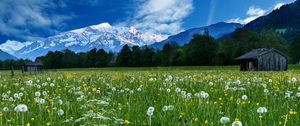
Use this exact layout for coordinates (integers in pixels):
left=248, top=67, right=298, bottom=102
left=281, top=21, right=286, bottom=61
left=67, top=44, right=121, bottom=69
left=162, top=105, right=174, bottom=112
left=50, top=83, right=55, bottom=87
left=175, top=88, right=181, bottom=93
left=201, top=92, right=209, bottom=99
left=13, top=93, right=19, bottom=99
left=3, top=107, right=9, bottom=112
left=268, top=79, right=272, bottom=83
left=289, top=110, right=297, bottom=115
left=220, top=117, right=230, bottom=124
left=35, top=91, right=41, bottom=97
left=205, top=119, right=208, bottom=124
left=296, top=92, right=300, bottom=97
left=57, top=109, right=64, bottom=116
left=39, top=99, right=46, bottom=104
left=235, top=80, right=241, bottom=85
left=232, top=120, right=242, bottom=126
left=124, top=120, right=130, bottom=125
left=263, top=89, right=269, bottom=94
left=42, top=91, right=48, bottom=96
left=291, top=77, right=297, bottom=82
left=58, top=99, right=63, bottom=105
left=257, top=107, right=268, bottom=114
left=147, top=106, right=155, bottom=116
left=209, top=82, right=214, bottom=86
left=166, top=89, right=171, bottom=93
left=285, top=92, right=291, bottom=98
left=137, top=87, right=142, bottom=92
left=242, top=95, right=248, bottom=100
left=14, top=104, right=28, bottom=112
left=19, top=92, right=24, bottom=97
left=26, top=123, right=30, bottom=126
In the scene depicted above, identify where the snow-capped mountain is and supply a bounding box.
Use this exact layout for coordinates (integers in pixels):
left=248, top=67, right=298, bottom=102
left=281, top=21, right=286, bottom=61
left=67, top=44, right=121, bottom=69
left=0, top=23, right=165, bottom=60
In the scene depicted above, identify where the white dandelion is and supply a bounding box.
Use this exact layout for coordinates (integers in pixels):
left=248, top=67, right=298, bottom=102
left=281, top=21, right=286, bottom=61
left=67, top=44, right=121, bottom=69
left=296, top=92, right=300, bottom=97
left=242, top=95, right=248, bottom=100
left=147, top=106, right=155, bottom=116
left=3, top=107, right=9, bottom=112
left=35, top=91, right=41, bottom=97
left=220, top=117, right=230, bottom=124
left=39, top=99, right=46, bottom=104
left=14, top=104, right=28, bottom=112
left=175, top=88, right=181, bottom=93
left=257, top=107, right=268, bottom=114
left=232, top=120, right=242, bottom=126
left=57, top=109, right=64, bottom=116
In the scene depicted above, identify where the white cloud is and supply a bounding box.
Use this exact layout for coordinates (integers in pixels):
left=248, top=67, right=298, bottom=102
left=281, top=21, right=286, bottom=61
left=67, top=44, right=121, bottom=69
left=120, top=0, right=194, bottom=37
left=247, top=6, right=266, bottom=16
left=0, top=0, right=73, bottom=41
left=227, top=6, right=266, bottom=24
left=227, top=1, right=294, bottom=25
left=274, top=3, right=285, bottom=10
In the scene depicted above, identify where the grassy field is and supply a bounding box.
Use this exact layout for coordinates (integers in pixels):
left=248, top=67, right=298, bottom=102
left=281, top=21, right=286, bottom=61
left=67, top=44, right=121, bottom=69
left=1, top=65, right=300, bottom=125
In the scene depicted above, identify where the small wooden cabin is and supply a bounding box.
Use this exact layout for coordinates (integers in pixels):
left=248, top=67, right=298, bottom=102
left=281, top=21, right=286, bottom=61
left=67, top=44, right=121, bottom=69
left=23, top=62, right=43, bottom=73
left=236, top=48, right=287, bottom=71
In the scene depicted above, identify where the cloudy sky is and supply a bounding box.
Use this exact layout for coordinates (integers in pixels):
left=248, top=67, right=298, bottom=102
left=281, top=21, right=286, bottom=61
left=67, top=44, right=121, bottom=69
left=0, top=0, right=296, bottom=43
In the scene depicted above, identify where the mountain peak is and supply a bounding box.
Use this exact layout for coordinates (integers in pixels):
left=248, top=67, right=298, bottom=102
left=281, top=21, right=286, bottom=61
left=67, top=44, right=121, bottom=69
left=129, top=27, right=138, bottom=35
left=90, top=22, right=112, bottom=29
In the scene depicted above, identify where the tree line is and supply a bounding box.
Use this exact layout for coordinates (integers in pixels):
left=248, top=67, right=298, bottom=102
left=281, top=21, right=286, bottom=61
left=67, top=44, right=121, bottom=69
left=1, top=28, right=300, bottom=69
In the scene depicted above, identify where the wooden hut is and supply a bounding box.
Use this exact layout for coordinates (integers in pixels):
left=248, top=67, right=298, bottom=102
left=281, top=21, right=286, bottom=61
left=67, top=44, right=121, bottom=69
left=236, top=48, right=287, bottom=71
left=23, top=62, right=43, bottom=73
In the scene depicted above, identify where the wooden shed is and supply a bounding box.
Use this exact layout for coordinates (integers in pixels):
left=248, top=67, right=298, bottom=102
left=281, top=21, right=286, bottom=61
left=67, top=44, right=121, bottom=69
left=236, top=48, right=287, bottom=71
left=23, top=62, right=43, bottom=73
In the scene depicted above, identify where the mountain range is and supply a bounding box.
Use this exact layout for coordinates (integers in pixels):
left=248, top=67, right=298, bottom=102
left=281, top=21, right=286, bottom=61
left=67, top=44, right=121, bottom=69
left=0, top=23, right=165, bottom=60
left=0, top=22, right=242, bottom=60
left=150, top=22, right=242, bottom=48
left=0, top=50, right=17, bottom=61
left=244, top=0, right=300, bottom=42
left=0, top=0, right=299, bottom=60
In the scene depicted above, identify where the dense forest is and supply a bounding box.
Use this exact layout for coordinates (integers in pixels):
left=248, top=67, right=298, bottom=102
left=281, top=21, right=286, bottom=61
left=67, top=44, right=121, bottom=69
left=1, top=28, right=300, bottom=69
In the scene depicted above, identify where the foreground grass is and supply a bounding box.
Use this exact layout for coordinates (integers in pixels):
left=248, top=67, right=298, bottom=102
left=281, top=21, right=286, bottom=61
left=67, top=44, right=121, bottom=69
left=0, top=66, right=300, bottom=125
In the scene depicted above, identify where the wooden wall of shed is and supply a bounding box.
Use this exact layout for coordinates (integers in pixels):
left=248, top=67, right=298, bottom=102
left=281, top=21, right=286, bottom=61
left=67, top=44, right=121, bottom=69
left=257, top=51, right=287, bottom=71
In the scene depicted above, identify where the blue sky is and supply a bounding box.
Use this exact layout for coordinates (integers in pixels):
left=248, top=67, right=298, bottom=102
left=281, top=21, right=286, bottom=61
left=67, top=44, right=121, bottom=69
left=0, top=0, right=296, bottom=43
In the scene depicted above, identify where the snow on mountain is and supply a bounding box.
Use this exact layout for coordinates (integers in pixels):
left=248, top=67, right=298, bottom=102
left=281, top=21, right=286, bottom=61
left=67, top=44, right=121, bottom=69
left=1, top=23, right=165, bottom=60
left=0, top=40, right=33, bottom=55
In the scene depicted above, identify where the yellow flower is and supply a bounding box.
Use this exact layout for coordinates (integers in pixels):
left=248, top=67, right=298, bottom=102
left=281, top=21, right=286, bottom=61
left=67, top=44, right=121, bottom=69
left=193, top=117, right=198, bottom=122
left=204, top=119, right=208, bottom=124
left=46, top=122, right=51, bottom=125
left=26, top=123, right=30, bottom=126
left=235, top=118, right=239, bottom=122
left=289, top=111, right=297, bottom=115
left=124, top=120, right=130, bottom=125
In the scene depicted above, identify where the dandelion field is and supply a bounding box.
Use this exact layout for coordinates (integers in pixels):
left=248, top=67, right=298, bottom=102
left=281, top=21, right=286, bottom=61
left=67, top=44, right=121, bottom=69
left=1, top=67, right=300, bottom=126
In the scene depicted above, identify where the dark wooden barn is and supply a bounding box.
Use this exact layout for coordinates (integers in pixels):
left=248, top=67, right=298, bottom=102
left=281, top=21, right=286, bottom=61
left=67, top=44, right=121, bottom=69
left=236, top=48, right=287, bottom=71
left=22, top=62, right=43, bottom=73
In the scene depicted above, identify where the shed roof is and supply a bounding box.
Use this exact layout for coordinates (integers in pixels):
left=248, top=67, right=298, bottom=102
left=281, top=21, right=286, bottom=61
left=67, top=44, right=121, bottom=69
left=25, top=62, right=43, bottom=66
left=235, top=48, right=287, bottom=60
